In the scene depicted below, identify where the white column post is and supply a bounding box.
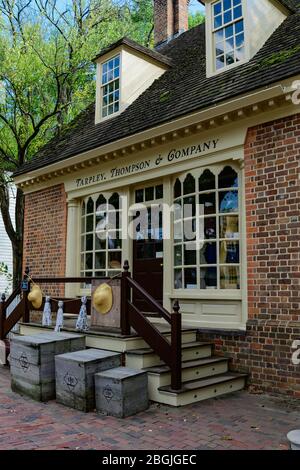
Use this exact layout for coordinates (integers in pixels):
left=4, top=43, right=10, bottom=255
left=65, top=198, right=80, bottom=298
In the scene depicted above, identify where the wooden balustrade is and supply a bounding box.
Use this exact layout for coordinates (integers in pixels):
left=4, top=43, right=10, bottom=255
left=0, top=264, right=182, bottom=390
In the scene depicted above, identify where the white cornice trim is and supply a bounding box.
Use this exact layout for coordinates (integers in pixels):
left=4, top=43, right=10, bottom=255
left=14, top=76, right=300, bottom=187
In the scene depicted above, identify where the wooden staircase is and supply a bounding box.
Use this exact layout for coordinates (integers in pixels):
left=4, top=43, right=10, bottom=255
left=125, top=326, right=246, bottom=406
left=1, top=264, right=247, bottom=407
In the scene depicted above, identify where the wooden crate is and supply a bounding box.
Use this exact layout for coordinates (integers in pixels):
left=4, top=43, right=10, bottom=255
left=10, top=332, right=85, bottom=402
left=55, top=348, right=122, bottom=412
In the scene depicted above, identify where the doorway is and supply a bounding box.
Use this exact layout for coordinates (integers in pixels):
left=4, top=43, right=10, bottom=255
left=132, top=184, right=164, bottom=312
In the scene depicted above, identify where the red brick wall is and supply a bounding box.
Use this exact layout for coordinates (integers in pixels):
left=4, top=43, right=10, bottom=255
left=198, top=113, right=300, bottom=398
left=154, top=0, right=189, bottom=46
left=23, top=184, right=67, bottom=297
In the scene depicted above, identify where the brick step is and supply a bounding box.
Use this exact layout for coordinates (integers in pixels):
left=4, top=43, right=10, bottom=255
left=157, top=372, right=247, bottom=406
left=126, top=341, right=213, bottom=368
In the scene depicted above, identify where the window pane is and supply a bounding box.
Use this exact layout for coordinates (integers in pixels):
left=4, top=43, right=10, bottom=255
left=223, top=0, right=231, bottom=11
left=174, top=245, right=182, bottom=266
left=145, top=186, right=154, bottom=201
left=200, top=242, right=217, bottom=265
left=214, top=14, right=222, bottom=28
left=86, top=215, right=94, bottom=232
left=225, top=25, right=233, bottom=38
left=199, top=193, right=216, bottom=215
left=220, top=241, right=239, bottom=264
left=219, top=191, right=239, bottom=213
left=214, top=2, right=222, bottom=15
left=215, top=29, right=224, bottom=43
left=235, top=32, right=244, bottom=48
left=135, top=189, right=144, bottom=203
left=219, top=166, right=238, bottom=188
left=86, top=234, right=93, bottom=251
left=87, top=197, right=94, bottom=214
left=183, top=174, right=195, bottom=195
left=95, top=236, right=106, bottom=250
left=235, top=19, right=244, bottom=34
left=220, top=266, right=240, bottom=289
left=236, top=47, right=245, bottom=62
left=85, top=253, right=93, bottom=270
left=184, top=243, right=196, bottom=265
left=216, top=42, right=225, bottom=56
left=234, top=5, right=242, bottom=19
left=108, top=252, right=121, bottom=269
left=95, top=271, right=106, bottom=277
left=216, top=56, right=225, bottom=69
left=220, top=215, right=239, bottom=239
left=95, top=252, right=106, bottom=269
left=225, top=36, right=234, bottom=51
left=183, top=218, right=196, bottom=242
left=226, top=51, right=234, bottom=66
left=203, top=217, right=217, bottom=240
left=174, top=269, right=183, bottom=289
left=108, top=233, right=122, bottom=249
left=156, top=184, right=164, bottom=199
left=183, top=196, right=196, bottom=218
left=184, top=268, right=197, bottom=289
left=174, top=199, right=182, bottom=221
left=200, top=267, right=217, bottom=289
left=109, top=193, right=120, bottom=210
left=199, top=169, right=215, bottom=191
left=174, top=179, right=181, bottom=198
left=224, top=9, right=232, bottom=24
left=174, top=222, right=182, bottom=243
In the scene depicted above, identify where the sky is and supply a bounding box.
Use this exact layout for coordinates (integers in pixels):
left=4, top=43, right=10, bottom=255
left=189, top=0, right=205, bottom=14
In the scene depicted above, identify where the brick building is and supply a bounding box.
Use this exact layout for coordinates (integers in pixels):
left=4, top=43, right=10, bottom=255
left=13, top=0, right=300, bottom=400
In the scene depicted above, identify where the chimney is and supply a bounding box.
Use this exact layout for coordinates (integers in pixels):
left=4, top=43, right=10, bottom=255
left=154, top=0, right=189, bottom=48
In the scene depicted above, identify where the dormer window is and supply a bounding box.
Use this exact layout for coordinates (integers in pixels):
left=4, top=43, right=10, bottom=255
left=213, top=0, right=245, bottom=71
left=101, top=55, right=120, bottom=118
left=94, top=38, right=171, bottom=124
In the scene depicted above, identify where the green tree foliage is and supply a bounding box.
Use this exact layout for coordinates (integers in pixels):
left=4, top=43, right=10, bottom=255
left=0, top=0, right=153, bottom=287
left=188, top=11, right=205, bottom=29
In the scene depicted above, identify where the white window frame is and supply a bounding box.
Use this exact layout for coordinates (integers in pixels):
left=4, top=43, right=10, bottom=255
left=205, top=0, right=250, bottom=77
left=95, top=52, right=122, bottom=123
left=80, top=192, right=123, bottom=280
left=172, top=164, right=242, bottom=296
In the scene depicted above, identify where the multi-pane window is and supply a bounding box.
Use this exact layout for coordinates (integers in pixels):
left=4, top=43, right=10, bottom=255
left=101, top=55, right=120, bottom=118
left=133, top=184, right=164, bottom=259
left=213, top=0, right=245, bottom=71
left=173, top=166, right=240, bottom=290
left=81, top=193, right=122, bottom=278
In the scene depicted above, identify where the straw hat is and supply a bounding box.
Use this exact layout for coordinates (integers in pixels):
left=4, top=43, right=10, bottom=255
left=93, top=283, right=113, bottom=315
left=28, top=284, right=43, bottom=309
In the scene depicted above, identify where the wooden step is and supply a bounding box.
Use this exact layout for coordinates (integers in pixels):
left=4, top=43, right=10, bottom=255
left=146, top=357, right=230, bottom=401
left=156, top=372, right=247, bottom=406
left=126, top=341, right=213, bottom=369
left=19, top=323, right=197, bottom=353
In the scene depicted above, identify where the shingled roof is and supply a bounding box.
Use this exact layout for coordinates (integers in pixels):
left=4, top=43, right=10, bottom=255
left=14, top=1, right=300, bottom=177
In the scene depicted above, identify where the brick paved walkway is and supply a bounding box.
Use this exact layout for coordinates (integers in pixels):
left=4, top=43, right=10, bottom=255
left=0, top=366, right=299, bottom=450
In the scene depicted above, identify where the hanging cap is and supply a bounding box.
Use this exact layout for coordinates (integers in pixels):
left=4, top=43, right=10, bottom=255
left=28, top=285, right=43, bottom=310
left=93, top=283, right=113, bottom=315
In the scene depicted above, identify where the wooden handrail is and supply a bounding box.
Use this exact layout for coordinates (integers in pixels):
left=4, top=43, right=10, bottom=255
left=31, top=276, right=114, bottom=283
left=127, top=277, right=171, bottom=323
left=3, top=285, right=21, bottom=310
left=0, top=269, right=112, bottom=339
left=121, top=260, right=182, bottom=390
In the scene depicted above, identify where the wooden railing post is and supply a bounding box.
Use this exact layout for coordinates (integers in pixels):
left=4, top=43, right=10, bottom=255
left=22, top=267, right=31, bottom=324
left=121, top=260, right=131, bottom=336
left=171, top=300, right=182, bottom=391
left=0, top=294, right=6, bottom=340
